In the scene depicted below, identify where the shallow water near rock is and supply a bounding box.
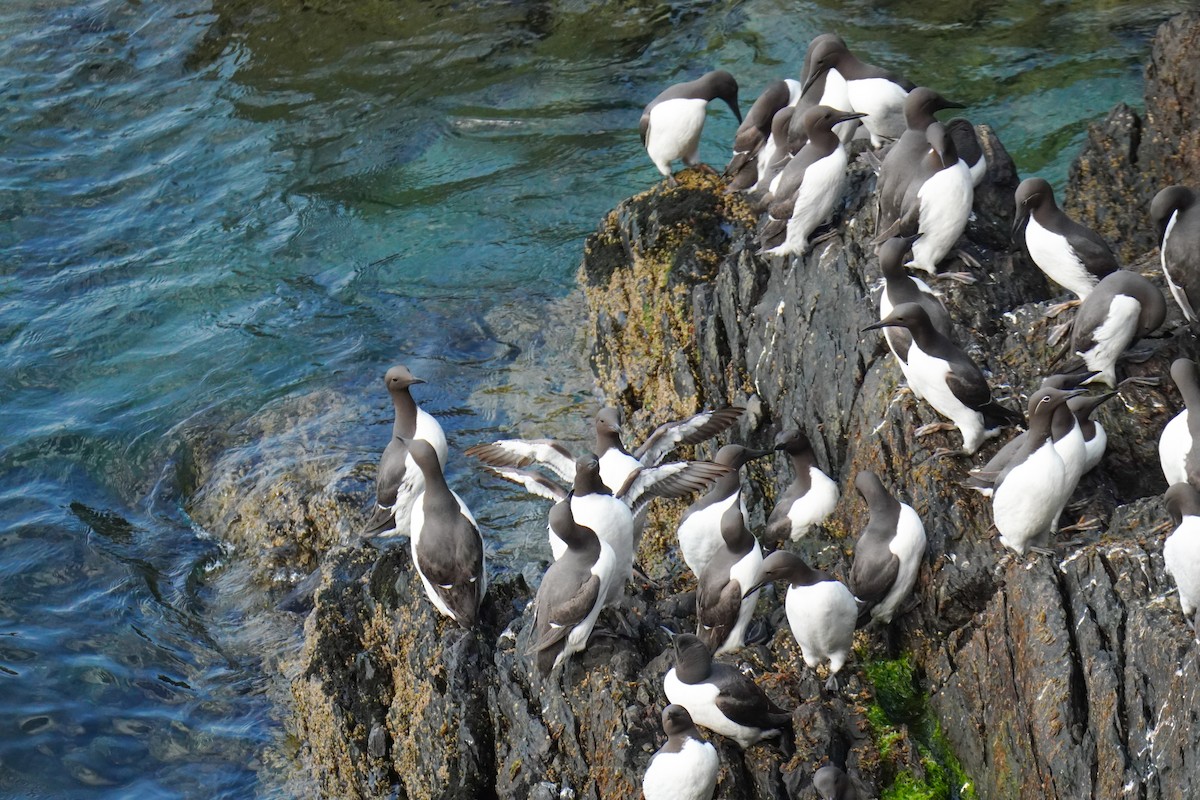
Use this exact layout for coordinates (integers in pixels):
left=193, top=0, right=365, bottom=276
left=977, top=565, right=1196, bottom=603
left=0, top=0, right=1190, bottom=795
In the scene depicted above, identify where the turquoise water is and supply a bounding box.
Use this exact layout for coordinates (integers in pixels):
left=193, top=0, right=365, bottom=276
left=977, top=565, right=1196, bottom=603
left=0, top=0, right=1188, bottom=795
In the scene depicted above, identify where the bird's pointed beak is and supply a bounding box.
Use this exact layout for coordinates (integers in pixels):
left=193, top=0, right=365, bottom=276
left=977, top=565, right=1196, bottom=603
left=745, top=578, right=768, bottom=596
left=862, top=320, right=891, bottom=332
left=801, top=70, right=822, bottom=95
left=410, top=378, right=426, bottom=385
left=836, top=111, right=868, bottom=123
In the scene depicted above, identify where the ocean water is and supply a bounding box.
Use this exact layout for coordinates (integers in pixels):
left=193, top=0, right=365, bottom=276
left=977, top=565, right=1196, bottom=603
left=0, top=0, right=1189, bottom=795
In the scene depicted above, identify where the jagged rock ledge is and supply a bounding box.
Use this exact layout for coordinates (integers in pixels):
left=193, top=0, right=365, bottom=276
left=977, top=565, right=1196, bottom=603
left=182, top=12, right=1200, bottom=800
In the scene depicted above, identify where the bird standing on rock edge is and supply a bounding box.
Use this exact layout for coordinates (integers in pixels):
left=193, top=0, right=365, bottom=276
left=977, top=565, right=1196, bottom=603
left=408, top=439, right=486, bottom=628
left=759, top=105, right=867, bottom=257
left=1013, top=176, right=1119, bottom=314
left=990, top=387, right=1086, bottom=556
left=528, top=500, right=615, bottom=675
left=864, top=302, right=1022, bottom=454
left=363, top=365, right=449, bottom=539
left=641, top=70, right=742, bottom=185
left=663, top=633, right=792, bottom=749
left=848, top=471, right=926, bottom=626
left=765, top=427, right=839, bottom=543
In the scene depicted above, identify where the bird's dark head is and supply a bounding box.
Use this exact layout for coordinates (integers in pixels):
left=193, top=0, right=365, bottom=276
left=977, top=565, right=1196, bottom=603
left=714, top=443, right=773, bottom=469
left=385, top=364, right=424, bottom=393
left=594, top=407, right=623, bottom=436
left=905, top=86, right=964, bottom=123
left=1150, top=185, right=1196, bottom=242
left=1012, top=176, right=1054, bottom=238
left=773, top=427, right=813, bottom=455
left=661, top=704, right=697, bottom=737
left=862, top=302, right=930, bottom=333
left=703, top=70, right=742, bottom=123
left=876, top=236, right=916, bottom=279
left=672, top=633, right=712, bottom=681
left=802, top=105, right=867, bottom=138
left=801, top=37, right=851, bottom=93
left=1165, top=482, right=1200, bottom=527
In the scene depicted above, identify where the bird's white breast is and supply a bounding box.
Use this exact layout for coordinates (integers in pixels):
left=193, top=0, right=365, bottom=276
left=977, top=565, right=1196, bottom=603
left=642, top=737, right=720, bottom=800
left=846, top=77, right=908, bottom=144
left=872, top=504, right=926, bottom=622
left=1164, top=516, right=1200, bottom=617
left=415, top=408, right=449, bottom=469
left=783, top=467, right=839, bottom=540
left=784, top=579, right=857, bottom=668
left=647, top=98, right=709, bottom=164
left=1079, top=293, right=1142, bottom=386
left=1161, top=210, right=1197, bottom=322
left=598, top=448, right=641, bottom=494
left=910, top=160, right=973, bottom=273
left=1159, top=409, right=1190, bottom=486
left=992, top=441, right=1066, bottom=554
left=904, top=342, right=985, bottom=451
left=678, top=494, right=743, bottom=577
left=1025, top=217, right=1094, bottom=299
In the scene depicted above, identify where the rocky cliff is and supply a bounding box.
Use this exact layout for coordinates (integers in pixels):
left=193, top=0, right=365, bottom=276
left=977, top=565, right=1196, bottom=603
left=185, top=12, right=1200, bottom=800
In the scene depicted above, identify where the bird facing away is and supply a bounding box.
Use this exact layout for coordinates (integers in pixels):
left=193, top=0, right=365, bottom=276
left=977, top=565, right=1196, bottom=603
left=1067, top=270, right=1166, bottom=387
left=765, top=427, right=839, bottom=543
left=1013, top=177, right=1119, bottom=305
left=528, top=499, right=615, bottom=675
left=408, top=439, right=486, bottom=627
left=642, top=704, right=720, bottom=800
left=363, top=364, right=449, bottom=538
left=641, top=70, right=742, bottom=184
left=749, top=549, right=856, bottom=690
left=848, top=471, right=926, bottom=625
left=1151, top=184, right=1200, bottom=323
left=663, top=633, right=792, bottom=749
left=864, top=302, right=1021, bottom=454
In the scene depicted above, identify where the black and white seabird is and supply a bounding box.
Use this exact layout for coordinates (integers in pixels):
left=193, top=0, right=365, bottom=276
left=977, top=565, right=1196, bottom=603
left=363, top=365, right=449, bottom=538
left=641, top=70, right=742, bottom=185
left=884, top=122, right=974, bottom=276
left=759, top=105, right=866, bottom=257
left=1163, top=482, right=1200, bottom=632
left=1160, top=358, right=1200, bottom=487
left=847, top=471, right=926, bottom=625
left=696, top=505, right=762, bottom=655
left=801, top=37, right=913, bottom=147
left=945, top=118, right=987, bottom=188
left=864, top=303, right=1021, bottom=454
left=642, top=705, right=720, bottom=800
left=528, top=500, right=615, bottom=675
left=663, top=633, right=792, bottom=749
left=963, top=372, right=1104, bottom=500
left=408, top=439, right=486, bottom=627
left=876, top=88, right=965, bottom=233
left=480, top=452, right=728, bottom=607
left=813, top=765, right=860, bottom=800
left=1151, top=185, right=1200, bottom=323
left=1067, top=270, right=1166, bottom=387
left=749, top=550, right=856, bottom=690
left=1069, top=389, right=1119, bottom=475
left=753, top=104, right=799, bottom=193
left=1013, top=177, right=1119, bottom=310
left=990, top=387, right=1085, bottom=555
left=726, top=79, right=802, bottom=191
left=877, top=235, right=953, bottom=372
left=678, top=444, right=772, bottom=578
left=466, top=405, right=742, bottom=497
left=765, top=428, right=839, bottom=543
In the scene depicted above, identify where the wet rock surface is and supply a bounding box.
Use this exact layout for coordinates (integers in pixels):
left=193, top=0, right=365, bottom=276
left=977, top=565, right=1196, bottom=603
left=183, top=14, right=1200, bottom=800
